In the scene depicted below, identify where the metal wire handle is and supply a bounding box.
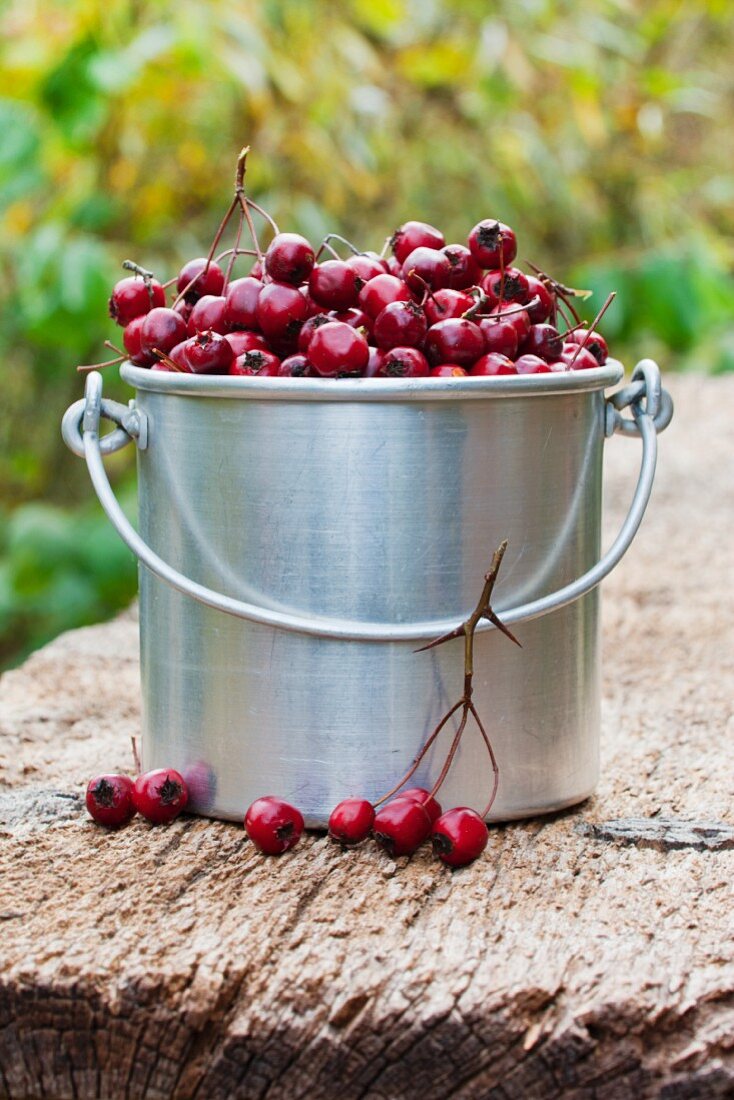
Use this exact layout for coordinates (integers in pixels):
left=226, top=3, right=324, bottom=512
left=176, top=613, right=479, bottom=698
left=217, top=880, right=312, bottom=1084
left=62, top=363, right=673, bottom=642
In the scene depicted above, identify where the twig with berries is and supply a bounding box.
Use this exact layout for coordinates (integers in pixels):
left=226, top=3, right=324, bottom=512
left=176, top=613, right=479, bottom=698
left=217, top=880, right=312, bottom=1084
left=326, top=541, right=521, bottom=867
left=378, top=539, right=520, bottom=811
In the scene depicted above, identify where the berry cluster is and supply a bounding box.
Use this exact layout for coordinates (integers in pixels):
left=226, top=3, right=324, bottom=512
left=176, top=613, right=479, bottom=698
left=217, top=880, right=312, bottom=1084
left=85, top=767, right=188, bottom=827
left=81, top=148, right=613, bottom=380
left=242, top=789, right=486, bottom=868
left=86, top=543, right=514, bottom=870
left=243, top=540, right=517, bottom=870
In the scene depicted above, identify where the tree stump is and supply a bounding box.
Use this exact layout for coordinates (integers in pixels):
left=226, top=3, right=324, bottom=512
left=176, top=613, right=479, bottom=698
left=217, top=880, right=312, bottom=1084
left=1, top=376, right=733, bottom=1100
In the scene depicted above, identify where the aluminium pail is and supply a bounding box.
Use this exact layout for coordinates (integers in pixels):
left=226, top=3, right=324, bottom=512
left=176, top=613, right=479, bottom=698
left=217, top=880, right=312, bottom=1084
left=116, top=361, right=628, bottom=826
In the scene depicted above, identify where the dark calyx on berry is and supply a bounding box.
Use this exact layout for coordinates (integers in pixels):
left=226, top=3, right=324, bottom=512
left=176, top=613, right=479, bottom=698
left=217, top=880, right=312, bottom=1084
left=442, top=244, right=481, bottom=290
left=244, top=796, right=305, bottom=855
left=86, top=773, right=136, bottom=828
left=380, top=347, right=429, bottom=378
left=132, top=768, right=189, bottom=824
left=468, top=220, right=518, bottom=268
left=92, top=778, right=115, bottom=807
left=159, top=776, right=183, bottom=803
left=482, top=268, right=530, bottom=305
left=566, top=328, right=608, bottom=364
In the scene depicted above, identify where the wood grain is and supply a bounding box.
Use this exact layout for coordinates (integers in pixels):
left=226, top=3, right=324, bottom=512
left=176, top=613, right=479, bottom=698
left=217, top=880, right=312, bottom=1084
left=1, top=376, right=733, bottom=1099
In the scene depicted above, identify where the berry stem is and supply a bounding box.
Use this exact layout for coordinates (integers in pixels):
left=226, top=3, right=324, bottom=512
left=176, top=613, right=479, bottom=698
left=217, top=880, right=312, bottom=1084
left=372, top=700, right=464, bottom=808
left=497, top=250, right=506, bottom=313
left=375, top=541, right=520, bottom=816
left=121, top=260, right=157, bottom=304
left=566, top=292, right=615, bottom=368
left=214, top=246, right=259, bottom=264
left=121, top=260, right=155, bottom=281
left=470, top=702, right=500, bottom=818
left=526, top=262, right=592, bottom=325
left=407, top=270, right=442, bottom=310
left=556, top=298, right=575, bottom=330
left=472, top=295, right=541, bottom=323
left=322, top=232, right=363, bottom=256
left=462, top=287, right=490, bottom=321
left=131, top=736, right=141, bottom=775
left=152, top=348, right=187, bottom=372
left=316, top=240, right=342, bottom=260
left=172, top=195, right=239, bottom=308
left=426, top=709, right=469, bottom=802
left=224, top=210, right=245, bottom=289
left=244, top=198, right=280, bottom=237
left=233, top=146, right=266, bottom=264
left=76, top=354, right=124, bottom=373
left=172, top=145, right=265, bottom=309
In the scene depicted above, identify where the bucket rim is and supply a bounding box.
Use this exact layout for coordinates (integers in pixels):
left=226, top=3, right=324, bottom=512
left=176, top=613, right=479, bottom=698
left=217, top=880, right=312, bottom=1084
left=120, top=358, right=624, bottom=400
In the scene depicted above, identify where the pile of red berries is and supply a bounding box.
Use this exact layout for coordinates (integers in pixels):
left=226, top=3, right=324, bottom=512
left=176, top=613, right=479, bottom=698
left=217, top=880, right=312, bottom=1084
left=87, top=777, right=486, bottom=868
left=85, top=768, right=189, bottom=827
left=93, top=155, right=612, bottom=382
left=243, top=789, right=488, bottom=869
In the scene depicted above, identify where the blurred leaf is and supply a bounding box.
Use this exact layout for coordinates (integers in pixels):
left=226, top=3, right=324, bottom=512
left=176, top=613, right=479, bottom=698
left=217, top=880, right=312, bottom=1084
left=40, top=36, right=108, bottom=144
left=88, top=26, right=177, bottom=92
left=0, top=0, right=733, bottom=667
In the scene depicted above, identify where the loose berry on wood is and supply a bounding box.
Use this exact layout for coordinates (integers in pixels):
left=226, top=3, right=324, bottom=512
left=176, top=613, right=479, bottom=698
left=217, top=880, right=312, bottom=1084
left=373, top=799, right=431, bottom=857
left=133, top=769, right=188, bottom=824
left=328, top=798, right=375, bottom=845
left=432, top=807, right=488, bottom=868
left=245, top=796, right=304, bottom=855
left=86, top=774, right=136, bottom=828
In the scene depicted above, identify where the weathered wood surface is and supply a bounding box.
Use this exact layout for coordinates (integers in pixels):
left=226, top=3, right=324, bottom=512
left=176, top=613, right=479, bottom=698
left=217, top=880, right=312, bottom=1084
left=1, top=375, right=733, bottom=1100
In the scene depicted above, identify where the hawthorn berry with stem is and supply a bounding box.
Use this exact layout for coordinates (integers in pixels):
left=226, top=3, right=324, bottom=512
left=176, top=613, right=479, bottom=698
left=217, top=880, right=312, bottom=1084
left=172, top=146, right=267, bottom=311
left=374, top=541, right=521, bottom=821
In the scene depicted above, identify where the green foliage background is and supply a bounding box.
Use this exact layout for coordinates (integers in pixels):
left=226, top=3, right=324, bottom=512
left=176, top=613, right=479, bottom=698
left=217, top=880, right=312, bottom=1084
left=0, top=0, right=732, bottom=667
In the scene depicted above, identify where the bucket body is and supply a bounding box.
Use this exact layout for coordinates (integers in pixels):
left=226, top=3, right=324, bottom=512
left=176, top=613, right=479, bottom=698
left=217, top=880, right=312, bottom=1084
left=122, top=364, right=622, bottom=825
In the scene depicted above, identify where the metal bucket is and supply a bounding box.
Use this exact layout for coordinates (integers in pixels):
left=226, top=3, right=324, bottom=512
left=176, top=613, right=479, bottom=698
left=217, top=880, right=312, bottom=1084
left=63, top=360, right=673, bottom=826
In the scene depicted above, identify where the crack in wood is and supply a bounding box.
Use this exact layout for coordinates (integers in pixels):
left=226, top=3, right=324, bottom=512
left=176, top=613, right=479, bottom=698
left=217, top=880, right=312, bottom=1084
left=577, top=817, right=734, bottom=852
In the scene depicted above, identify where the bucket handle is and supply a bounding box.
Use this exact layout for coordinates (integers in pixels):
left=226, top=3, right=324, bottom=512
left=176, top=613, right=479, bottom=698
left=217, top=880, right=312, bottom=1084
left=62, top=362, right=673, bottom=642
